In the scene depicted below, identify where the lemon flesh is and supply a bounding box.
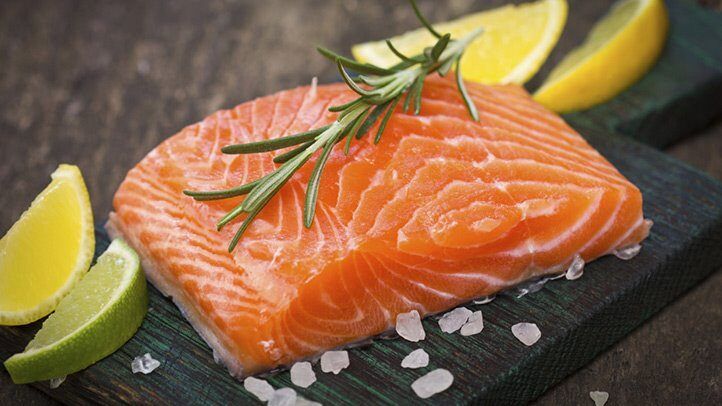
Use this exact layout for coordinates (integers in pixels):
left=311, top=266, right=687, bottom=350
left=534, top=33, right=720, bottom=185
left=352, top=0, right=568, bottom=85
left=4, top=239, right=148, bottom=383
left=534, top=0, right=668, bottom=113
left=0, top=164, right=95, bottom=326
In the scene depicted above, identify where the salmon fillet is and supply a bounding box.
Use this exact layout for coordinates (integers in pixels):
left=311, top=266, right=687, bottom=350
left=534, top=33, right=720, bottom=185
left=108, top=75, right=650, bottom=377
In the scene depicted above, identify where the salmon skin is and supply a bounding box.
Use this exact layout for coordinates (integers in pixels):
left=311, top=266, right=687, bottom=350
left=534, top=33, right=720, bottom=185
left=108, top=75, right=650, bottom=377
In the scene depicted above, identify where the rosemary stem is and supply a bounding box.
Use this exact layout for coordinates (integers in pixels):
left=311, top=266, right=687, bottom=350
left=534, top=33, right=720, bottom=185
left=191, top=0, right=485, bottom=251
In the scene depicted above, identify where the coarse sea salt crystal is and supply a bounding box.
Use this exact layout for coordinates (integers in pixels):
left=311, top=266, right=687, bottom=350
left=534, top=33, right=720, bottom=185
left=212, top=350, right=222, bottom=364
left=269, top=387, right=297, bottom=406
left=49, top=376, right=66, bottom=389
left=589, top=390, right=610, bottom=406
left=131, top=353, right=161, bottom=374
left=320, top=350, right=349, bottom=374
left=613, top=244, right=641, bottom=260
left=515, top=278, right=549, bottom=298
left=296, top=396, right=322, bottom=406
left=290, top=361, right=317, bottom=388
left=473, top=295, right=495, bottom=305
left=396, top=310, right=426, bottom=342
left=511, top=322, right=541, bottom=346
left=411, top=368, right=454, bottom=399
left=565, top=255, right=585, bottom=280
left=438, top=307, right=472, bottom=334
left=460, top=310, right=484, bottom=336
left=243, top=376, right=275, bottom=402
left=401, top=348, right=429, bottom=369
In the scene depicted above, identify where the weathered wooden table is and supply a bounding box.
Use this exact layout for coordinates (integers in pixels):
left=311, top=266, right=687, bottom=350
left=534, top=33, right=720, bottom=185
left=1, top=0, right=720, bottom=404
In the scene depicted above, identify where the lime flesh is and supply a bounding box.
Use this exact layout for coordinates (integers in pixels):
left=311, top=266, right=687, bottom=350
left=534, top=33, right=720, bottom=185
left=4, top=239, right=147, bottom=383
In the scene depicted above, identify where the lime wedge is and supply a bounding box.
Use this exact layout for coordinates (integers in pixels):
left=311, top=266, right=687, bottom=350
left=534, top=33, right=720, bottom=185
left=4, top=239, right=147, bottom=383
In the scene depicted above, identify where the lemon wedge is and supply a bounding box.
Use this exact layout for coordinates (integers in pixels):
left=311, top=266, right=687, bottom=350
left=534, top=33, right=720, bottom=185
left=352, top=0, right=568, bottom=85
left=0, top=164, right=95, bottom=326
left=534, top=0, right=668, bottom=113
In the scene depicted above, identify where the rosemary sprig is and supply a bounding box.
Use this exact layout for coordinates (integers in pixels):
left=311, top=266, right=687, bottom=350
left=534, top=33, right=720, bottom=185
left=184, top=0, right=484, bottom=252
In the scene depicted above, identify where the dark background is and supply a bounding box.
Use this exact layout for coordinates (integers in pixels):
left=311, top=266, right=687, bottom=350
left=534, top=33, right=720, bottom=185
left=1, top=0, right=720, bottom=404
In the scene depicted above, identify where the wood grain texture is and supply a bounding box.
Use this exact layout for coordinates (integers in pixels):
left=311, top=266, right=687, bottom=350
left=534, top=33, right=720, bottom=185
left=1, top=0, right=721, bottom=404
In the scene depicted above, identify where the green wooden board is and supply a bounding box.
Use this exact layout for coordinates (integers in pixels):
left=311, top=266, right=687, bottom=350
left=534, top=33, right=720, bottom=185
left=1, top=129, right=720, bottom=405
left=1, top=1, right=722, bottom=405
left=564, top=0, right=722, bottom=149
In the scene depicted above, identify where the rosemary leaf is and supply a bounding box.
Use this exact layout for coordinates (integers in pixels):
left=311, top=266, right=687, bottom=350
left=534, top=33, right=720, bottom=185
left=389, top=59, right=419, bottom=71
left=358, top=74, right=396, bottom=87
left=329, top=97, right=363, bottom=112
left=242, top=151, right=312, bottom=212
left=409, top=0, right=442, bottom=39
left=455, top=54, right=479, bottom=121
left=403, top=88, right=413, bottom=113
left=404, top=72, right=424, bottom=114
left=304, top=137, right=339, bottom=227
left=343, top=127, right=354, bottom=154
left=217, top=202, right=247, bottom=230
left=273, top=140, right=314, bottom=163
left=412, top=71, right=427, bottom=115
left=375, top=96, right=401, bottom=144
left=183, top=178, right=262, bottom=201
left=343, top=108, right=369, bottom=154
left=356, top=100, right=391, bottom=139
left=337, top=61, right=380, bottom=98
left=227, top=208, right=262, bottom=252
left=221, top=125, right=329, bottom=154
left=386, top=40, right=424, bottom=64
left=316, top=46, right=394, bottom=76
left=430, top=33, right=451, bottom=61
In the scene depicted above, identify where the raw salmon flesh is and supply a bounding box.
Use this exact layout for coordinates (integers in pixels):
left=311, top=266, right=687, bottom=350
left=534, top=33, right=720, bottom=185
left=108, top=75, right=650, bottom=377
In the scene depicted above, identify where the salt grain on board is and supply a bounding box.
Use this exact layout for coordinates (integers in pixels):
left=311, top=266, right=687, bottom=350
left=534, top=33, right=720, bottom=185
left=565, top=254, right=585, bottom=280
left=438, top=307, right=472, bottom=333
left=515, top=278, right=549, bottom=298
left=296, top=396, right=323, bottom=406
left=290, top=361, right=317, bottom=388
left=511, top=322, right=541, bottom=346
left=473, top=295, right=495, bottom=305
left=401, top=348, right=429, bottom=369
left=131, top=353, right=160, bottom=374
left=411, top=368, right=454, bottom=399
left=460, top=310, right=484, bottom=336
left=269, top=387, right=297, bottom=406
left=320, top=350, right=349, bottom=374
left=396, top=310, right=426, bottom=342
left=613, top=244, right=641, bottom=260
left=589, top=390, right=610, bottom=406
left=49, top=376, right=66, bottom=389
left=243, top=376, right=275, bottom=402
